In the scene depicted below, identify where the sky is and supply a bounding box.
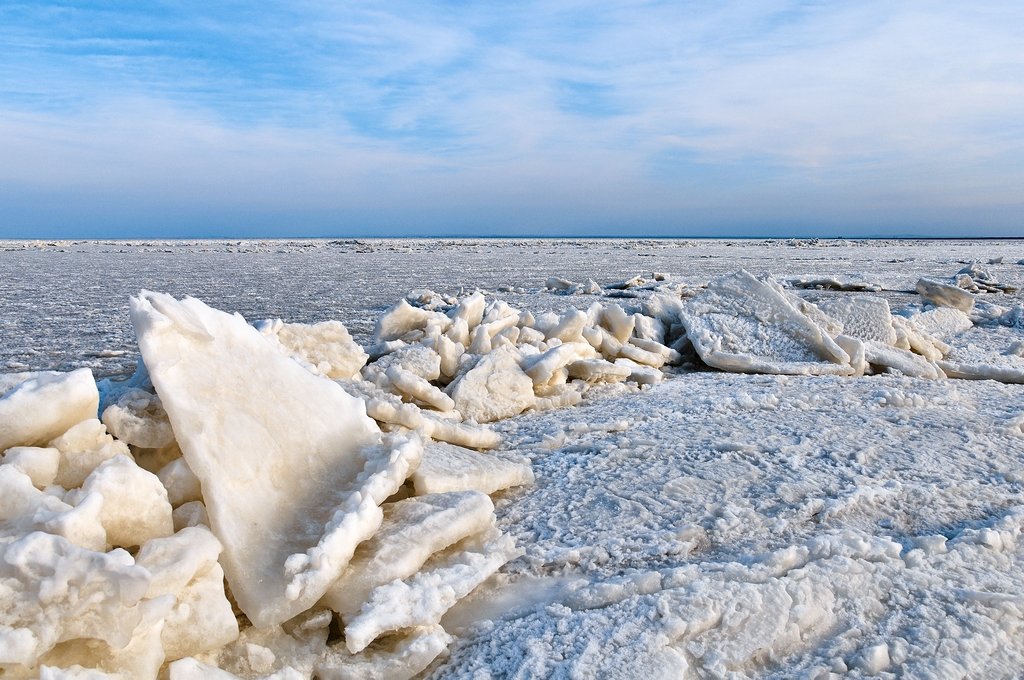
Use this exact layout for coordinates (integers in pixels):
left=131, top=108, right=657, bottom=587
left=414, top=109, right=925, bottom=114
left=1, top=1, right=1023, bottom=238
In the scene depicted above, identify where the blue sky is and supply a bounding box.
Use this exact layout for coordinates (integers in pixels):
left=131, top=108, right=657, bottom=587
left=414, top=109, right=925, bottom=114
left=1, top=1, right=1023, bottom=237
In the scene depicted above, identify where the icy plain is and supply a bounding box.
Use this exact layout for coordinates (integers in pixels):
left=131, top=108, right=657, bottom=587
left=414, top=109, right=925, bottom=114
left=2, top=237, right=1024, bottom=679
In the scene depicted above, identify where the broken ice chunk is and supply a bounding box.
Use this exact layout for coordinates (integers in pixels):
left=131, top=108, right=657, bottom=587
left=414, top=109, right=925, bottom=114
left=172, top=501, right=209, bottom=532
left=65, top=454, right=173, bottom=549
left=374, top=299, right=451, bottom=344
left=157, top=458, right=203, bottom=508
left=344, top=527, right=521, bottom=653
left=1, top=446, right=60, bottom=489
left=411, top=442, right=534, bottom=496
left=523, top=342, right=599, bottom=386
left=449, top=346, right=535, bottom=423
left=545, top=309, right=589, bottom=343
left=909, top=307, right=973, bottom=339
left=385, top=366, right=454, bottom=412
left=0, top=369, right=99, bottom=452
left=533, top=385, right=585, bottom=411
left=100, top=388, right=174, bottom=449
left=34, top=595, right=172, bottom=680
left=632, top=314, right=666, bottom=344
left=185, top=613, right=329, bottom=680
left=0, top=465, right=106, bottom=551
left=599, top=304, right=635, bottom=343
left=420, top=413, right=501, bottom=450
left=917, top=278, right=975, bottom=312
left=130, top=291, right=419, bottom=627
left=49, top=420, right=130, bottom=490
left=135, top=527, right=238, bottom=661
left=0, top=532, right=150, bottom=667
left=448, top=292, right=486, bottom=329
left=862, top=341, right=945, bottom=379
left=316, top=626, right=452, bottom=680
left=891, top=316, right=949, bottom=361
left=169, top=658, right=306, bottom=679
left=321, top=491, right=495, bottom=618
left=834, top=335, right=868, bottom=377
left=612, top=358, right=664, bottom=386
left=567, top=358, right=632, bottom=383
left=620, top=338, right=680, bottom=367
left=256, top=318, right=368, bottom=380
left=681, top=270, right=853, bottom=376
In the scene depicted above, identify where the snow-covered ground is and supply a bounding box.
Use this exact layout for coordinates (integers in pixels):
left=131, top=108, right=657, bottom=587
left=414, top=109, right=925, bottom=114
left=2, top=238, right=1024, bottom=679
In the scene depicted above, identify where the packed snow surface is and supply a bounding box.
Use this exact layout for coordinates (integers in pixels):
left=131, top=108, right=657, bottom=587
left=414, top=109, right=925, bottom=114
left=2, top=238, right=1024, bottom=678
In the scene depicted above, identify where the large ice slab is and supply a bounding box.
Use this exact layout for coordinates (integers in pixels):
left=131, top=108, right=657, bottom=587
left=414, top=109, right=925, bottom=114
left=681, top=271, right=853, bottom=376
left=130, top=291, right=420, bottom=627
left=0, top=369, right=99, bottom=452
left=916, top=277, right=975, bottom=312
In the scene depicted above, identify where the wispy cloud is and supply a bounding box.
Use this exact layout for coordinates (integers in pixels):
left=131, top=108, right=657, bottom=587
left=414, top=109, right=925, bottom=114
left=1, top=1, right=1022, bottom=236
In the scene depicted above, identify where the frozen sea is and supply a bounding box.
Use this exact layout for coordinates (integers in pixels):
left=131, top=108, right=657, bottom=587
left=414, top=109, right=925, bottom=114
left=4, top=237, right=1024, bottom=678
left=3, top=237, right=1022, bottom=376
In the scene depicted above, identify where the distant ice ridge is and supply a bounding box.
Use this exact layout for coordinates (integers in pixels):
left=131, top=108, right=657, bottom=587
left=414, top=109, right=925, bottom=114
left=1, top=263, right=1023, bottom=678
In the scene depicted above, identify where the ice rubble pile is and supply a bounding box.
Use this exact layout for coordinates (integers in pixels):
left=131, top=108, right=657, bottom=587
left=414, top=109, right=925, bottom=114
left=315, top=287, right=690, bottom=438
left=682, top=269, right=1024, bottom=383
left=0, top=292, right=538, bottom=680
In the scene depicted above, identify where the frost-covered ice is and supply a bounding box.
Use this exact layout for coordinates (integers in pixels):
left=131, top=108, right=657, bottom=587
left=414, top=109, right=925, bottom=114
left=2, top=238, right=1024, bottom=678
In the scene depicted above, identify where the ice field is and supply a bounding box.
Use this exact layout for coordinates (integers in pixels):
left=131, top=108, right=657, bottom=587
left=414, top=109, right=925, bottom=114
left=2, top=238, right=1024, bottom=679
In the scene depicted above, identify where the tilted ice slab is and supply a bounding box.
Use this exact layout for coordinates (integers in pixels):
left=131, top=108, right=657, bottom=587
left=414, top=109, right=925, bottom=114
left=322, top=491, right=496, bottom=619
left=344, top=526, right=522, bottom=653
left=130, top=291, right=421, bottom=628
left=681, top=270, right=853, bottom=376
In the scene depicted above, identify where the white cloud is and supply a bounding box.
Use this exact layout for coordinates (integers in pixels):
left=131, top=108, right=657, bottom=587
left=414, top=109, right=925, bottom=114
left=1, top=1, right=1023, bottom=234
